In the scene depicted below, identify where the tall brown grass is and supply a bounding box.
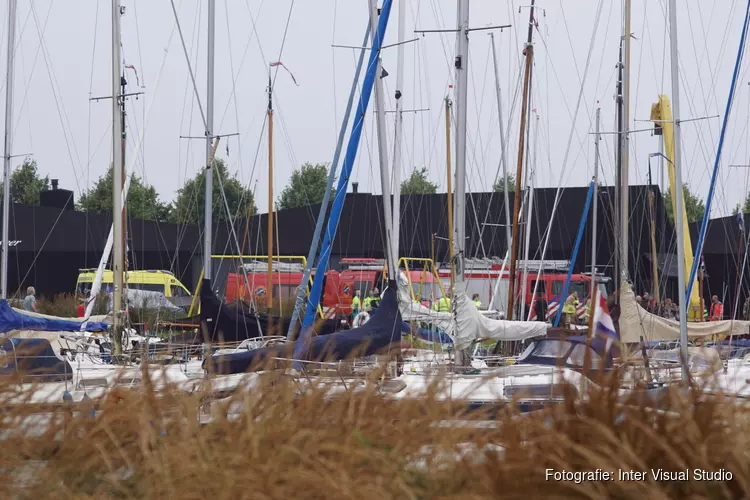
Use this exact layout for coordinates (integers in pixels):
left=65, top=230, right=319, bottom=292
left=0, top=367, right=746, bottom=498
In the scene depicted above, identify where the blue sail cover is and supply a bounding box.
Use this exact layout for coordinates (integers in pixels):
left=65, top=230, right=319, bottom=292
left=415, top=328, right=453, bottom=344
left=206, top=284, right=403, bottom=375
left=0, top=300, right=108, bottom=334
left=0, top=337, right=74, bottom=381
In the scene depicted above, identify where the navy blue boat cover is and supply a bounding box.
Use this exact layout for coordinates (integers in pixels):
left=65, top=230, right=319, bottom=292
left=199, top=280, right=341, bottom=343
left=0, top=300, right=108, bottom=334
left=205, top=283, right=403, bottom=374
left=0, top=337, right=73, bottom=381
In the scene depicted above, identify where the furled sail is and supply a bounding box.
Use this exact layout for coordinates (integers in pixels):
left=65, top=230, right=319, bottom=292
left=452, top=284, right=547, bottom=351
left=618, top=281, right=750, bottom=343
left=206, top=285, right=402, bottom=375
left=396, top=272, right=454, bottom=334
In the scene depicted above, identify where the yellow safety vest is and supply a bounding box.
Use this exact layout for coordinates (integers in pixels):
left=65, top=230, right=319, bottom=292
left=433, top=297, right=451, bottom=312
left=562, top=297, right=578, bottom=315
left=351, top=296, right=361, bottom=311
left=473, top=299, right=481, bottom=309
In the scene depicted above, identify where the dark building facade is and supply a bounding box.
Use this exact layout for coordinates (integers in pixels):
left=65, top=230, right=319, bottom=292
left=1, top=184, right=744, bottom=314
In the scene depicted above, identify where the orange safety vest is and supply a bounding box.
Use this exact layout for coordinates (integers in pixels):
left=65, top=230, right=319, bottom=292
left=710, top=302, right=724, bottom=321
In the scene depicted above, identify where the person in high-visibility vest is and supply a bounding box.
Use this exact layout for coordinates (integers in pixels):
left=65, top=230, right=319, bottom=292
left=364, top=288, right=380, bottom=312
left=432, top=295, right=451, bottom=312
left=562, top=291, right=579, bottom=328
left=351, top=290, right=362, bottom=321
left=710, top=295, right=724, bottom=321
left=472, top=293, right=481, bottom=309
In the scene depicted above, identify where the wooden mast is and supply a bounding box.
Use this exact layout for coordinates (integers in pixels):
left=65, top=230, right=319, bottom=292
left=506, top=0, right=535, bottom=320
left=445, top=96, right=455, bottom=291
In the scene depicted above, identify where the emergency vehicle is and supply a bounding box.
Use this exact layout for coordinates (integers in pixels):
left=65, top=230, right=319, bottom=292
left=437, top=259, right=612, bottom=321
left=223, top=257, right=445, bottom=321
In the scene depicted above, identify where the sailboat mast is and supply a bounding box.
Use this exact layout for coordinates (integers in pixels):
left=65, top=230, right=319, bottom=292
left=1, top=0, right=17, bottom=299
left=620, top=0, right=632, bottom=283
left=453, top=0, right=469, bottom=290
left=667, top=0, right=690, bottom=382
left=112, top=0, right=124, bottom=352
left=203, top=0, right=216, bottom=290
left=267, top=74, right=274, bottom=313
left=445, top=97, right=454, bottom=290
left=591, top=107, right=601, bottom=301
left=506, top=0, right=535, bottom=320
left=369, top=0, right=395, bottom=281
left=614, top=42, right=623, bottom=297
left=490, top=33, right=512, bottom=256
left=390, top=0, right=406, bottom=266
left=520, top=115, right=538, bottom=320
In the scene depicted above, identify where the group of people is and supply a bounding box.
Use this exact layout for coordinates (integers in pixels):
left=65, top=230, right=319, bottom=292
left=350, top=288, right=381, bottom=320
left=637, top=292, right=726, bottom=322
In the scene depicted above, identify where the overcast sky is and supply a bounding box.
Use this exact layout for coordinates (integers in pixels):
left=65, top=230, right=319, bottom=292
left=1, top=0, right=749, bottom=219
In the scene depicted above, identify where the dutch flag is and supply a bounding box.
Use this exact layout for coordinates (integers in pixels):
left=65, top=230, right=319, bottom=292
left=593, top=293, right=617, bottom=343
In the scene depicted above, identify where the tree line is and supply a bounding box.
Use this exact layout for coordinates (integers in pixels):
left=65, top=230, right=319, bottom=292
left=7, top=158, right=735, bottom=224
left=5, top=157, right=257, bottom=224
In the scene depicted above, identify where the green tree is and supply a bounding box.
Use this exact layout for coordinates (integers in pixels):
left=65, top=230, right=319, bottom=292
left=277, top=162, right=334, bottom=210
left=0, top=158, right=50, bottom=205
left=492, top=174, right=516, bottom=193
left=732, top=192, right=750, bottom=215
left=401, top=166, right=437, bottom=195
left=664, top=185, right=705, bottom=223
left=78, top=166, right=171, bottom=221
left=171, top=158, right=256, bottom=224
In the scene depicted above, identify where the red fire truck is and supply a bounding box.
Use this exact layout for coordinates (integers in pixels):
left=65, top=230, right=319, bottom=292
left=437, top=259, right=611, bottom=321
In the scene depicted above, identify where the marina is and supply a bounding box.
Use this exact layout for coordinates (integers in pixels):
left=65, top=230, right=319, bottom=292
left=1, top=0, right=750, bottom=497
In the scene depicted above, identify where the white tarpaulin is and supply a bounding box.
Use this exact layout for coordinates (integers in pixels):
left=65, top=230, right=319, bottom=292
left=618, top=281, right=750, bottom=343
left=452, top=283, right=547, bottom=351
left=396, top=273, right=455, bottom=335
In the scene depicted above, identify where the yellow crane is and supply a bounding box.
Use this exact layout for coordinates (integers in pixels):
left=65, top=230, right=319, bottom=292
left=650, top=95, right=704, bottom=321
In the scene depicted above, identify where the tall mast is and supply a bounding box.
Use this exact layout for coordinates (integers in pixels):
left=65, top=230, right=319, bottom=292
left=613, top=42, right=623, bottom=297
left=620, top=0, right=632, bottom=283
left=591, top=107, right=601, bottom=301
left=445, top=97, right=454, bottom=290
left=519, top=115, right=538, bottom=320
left=667, top=0, right=689, bottom=382
left=506, top=0, right=535, bottom=320
left=453, top=0, right=469, bottom=293
left=112, top=0, right=124, bottom=352
left=203, top=0, right=216, bottom=291
left=286, top=22, right=372, bottom=339
left=266, top=73, right=274, bottom=314
left=490, top=32, right=512, bottom=256
left=1, top=0, right=17, bottom=299
left=390, top=0, right=406, bottom=266
left=370, top=0, right=395, bottom=280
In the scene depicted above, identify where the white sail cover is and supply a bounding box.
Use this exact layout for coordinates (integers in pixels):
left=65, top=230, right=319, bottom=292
left=618, top=281, right=750, bottom=343
left=452, top=283, right=547, bottom=351
left=396, top=273, right=455, bottom=335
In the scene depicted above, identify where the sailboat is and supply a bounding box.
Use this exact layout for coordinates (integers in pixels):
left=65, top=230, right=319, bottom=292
left=203, top=0, right=402, bottom=384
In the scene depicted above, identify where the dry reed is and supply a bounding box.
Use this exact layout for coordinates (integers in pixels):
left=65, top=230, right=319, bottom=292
left=0, top=365, right=747, bottom=499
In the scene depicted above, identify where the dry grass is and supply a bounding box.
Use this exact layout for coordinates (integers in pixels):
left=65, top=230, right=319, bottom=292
left=0, top=367, right=747, bottom=499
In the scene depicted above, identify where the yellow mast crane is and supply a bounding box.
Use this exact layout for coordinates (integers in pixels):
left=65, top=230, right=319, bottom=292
left=650, top=95, right=703, bottom=320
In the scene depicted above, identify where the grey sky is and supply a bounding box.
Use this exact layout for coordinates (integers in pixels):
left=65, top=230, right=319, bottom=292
left=1, top=1, right=748, bottom=219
